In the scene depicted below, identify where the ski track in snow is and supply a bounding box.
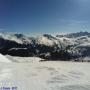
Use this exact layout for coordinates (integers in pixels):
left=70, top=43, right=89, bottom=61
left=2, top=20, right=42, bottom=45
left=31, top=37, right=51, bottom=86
left=0, top=61, right=90, bottom=90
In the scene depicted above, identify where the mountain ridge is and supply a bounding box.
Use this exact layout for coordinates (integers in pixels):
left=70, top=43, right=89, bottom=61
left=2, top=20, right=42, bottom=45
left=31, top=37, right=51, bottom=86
left=0, top=31, right=90, bottom=61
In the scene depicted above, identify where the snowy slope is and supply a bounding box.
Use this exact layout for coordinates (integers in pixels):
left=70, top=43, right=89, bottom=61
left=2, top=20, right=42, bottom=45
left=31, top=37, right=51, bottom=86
left=0, top=61, right=90, bottom=90
left=0, top=54, right=11, bottom=63
left=6, top=55, right=43, bottom=63
left=36, top=34, right=61, bottom=47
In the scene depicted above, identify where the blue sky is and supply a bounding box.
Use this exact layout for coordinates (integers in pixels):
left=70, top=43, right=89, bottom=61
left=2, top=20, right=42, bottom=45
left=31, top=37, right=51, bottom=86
left=0, top=0, right=90, bottom=34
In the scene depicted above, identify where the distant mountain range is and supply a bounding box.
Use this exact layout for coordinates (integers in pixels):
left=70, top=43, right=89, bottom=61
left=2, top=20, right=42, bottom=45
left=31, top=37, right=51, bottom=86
left=0, top=31, right=90, bottom=61
left=56, top=31, right=90, bottom=38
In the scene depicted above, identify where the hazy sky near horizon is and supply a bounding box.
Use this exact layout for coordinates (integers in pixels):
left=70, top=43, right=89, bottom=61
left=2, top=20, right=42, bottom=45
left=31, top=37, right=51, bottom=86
left=0, top=0, right=90, bottom=34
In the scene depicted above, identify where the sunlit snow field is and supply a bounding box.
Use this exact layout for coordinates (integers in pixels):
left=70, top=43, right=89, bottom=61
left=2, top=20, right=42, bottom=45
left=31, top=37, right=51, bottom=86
left=0, top=56, right=90, bottom=90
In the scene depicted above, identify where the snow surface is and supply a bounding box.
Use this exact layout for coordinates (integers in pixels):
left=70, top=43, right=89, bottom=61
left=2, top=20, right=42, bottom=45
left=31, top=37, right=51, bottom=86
left=0, top=56, right=90, bottom=90
left=0, top=54, right=11, bottom=63
left=36, top=35, right=60, bottom=46
left=6, top=55, right=43, bottom=63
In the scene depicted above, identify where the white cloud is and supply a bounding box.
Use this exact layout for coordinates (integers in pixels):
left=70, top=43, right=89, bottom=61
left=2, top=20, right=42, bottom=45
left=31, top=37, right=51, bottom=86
left=59, top=19, right=88, bottom=24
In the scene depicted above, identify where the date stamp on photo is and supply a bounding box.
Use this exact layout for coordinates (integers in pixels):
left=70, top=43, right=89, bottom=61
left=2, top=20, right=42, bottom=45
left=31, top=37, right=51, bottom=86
left=0, top=86, right=17, bottom=90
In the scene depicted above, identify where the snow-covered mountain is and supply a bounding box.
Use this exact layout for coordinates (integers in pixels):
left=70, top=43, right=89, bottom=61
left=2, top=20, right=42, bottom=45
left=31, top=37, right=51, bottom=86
left=0, top=33, right=34, bottom=44
left=0, top=32, right=90, bottom=60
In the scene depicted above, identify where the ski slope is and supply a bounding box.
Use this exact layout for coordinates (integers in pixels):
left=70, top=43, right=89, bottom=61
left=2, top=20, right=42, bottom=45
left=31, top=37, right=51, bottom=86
left=0, top=60, right=90, bottom=90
